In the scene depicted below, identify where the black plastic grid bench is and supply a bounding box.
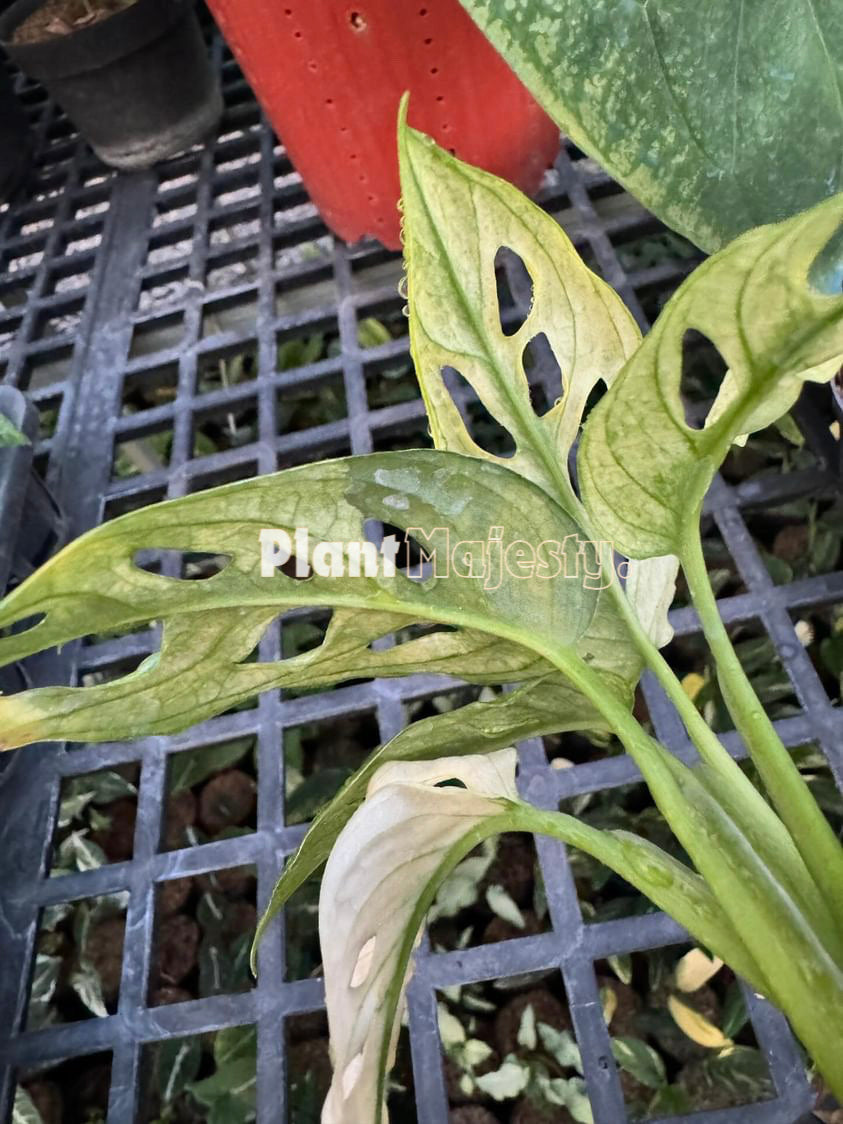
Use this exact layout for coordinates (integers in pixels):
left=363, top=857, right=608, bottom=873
left=0, top=27, right=840, bottom=1124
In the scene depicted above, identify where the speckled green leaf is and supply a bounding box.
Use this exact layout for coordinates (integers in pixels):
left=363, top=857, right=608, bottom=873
left=460, top=0, right=843, bottom=252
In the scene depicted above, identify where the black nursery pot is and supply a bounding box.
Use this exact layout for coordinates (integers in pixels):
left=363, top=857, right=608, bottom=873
left=0, top=62, right=32, bottom=201
left=0, top=0, right=223, bottom=170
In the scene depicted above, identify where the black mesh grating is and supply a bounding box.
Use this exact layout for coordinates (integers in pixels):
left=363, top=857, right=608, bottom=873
left=1, top=30, right=839, bottom=1124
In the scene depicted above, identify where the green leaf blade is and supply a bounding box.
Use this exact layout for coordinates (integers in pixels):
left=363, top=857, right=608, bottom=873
left=579, top=194, right=843, bottom=558
left=399, top=102, right=640, bottom=508
left=459, top=0, right=843, bottom=252
left=0, top=450, right=601, bottom=749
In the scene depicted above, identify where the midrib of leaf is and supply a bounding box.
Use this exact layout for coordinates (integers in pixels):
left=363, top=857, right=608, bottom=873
left=639, top=1, right=718, bottom=170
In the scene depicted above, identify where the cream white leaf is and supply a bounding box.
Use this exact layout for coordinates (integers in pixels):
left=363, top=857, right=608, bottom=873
left=625, top=555, right=680, bottom=648
left=319, top=750, right=518, bottom=1124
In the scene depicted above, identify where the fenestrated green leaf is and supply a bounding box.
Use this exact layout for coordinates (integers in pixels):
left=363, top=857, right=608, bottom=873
left=399, top=99, right=640, bottom=508
left=398, top=106, right=680, bottom=669
left=0, top=450, right=599, bottom=749
left=579, top=194, right=843, bottom=559
left=0, top=610, right=566, bottom=750
left=459, top=0, right=843, bottom=253
left=576, top=192, right=843, bottom=962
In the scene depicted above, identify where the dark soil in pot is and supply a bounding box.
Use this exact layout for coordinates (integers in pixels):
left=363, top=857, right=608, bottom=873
left=0, top=0, right=222, bottom=170
left=10, top=0, right=133, bottom=41
left=0, top=62, right=32, bottom=201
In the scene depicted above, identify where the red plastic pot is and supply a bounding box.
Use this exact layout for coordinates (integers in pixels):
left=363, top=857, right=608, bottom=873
left=206, top=0, right=560, bottom=248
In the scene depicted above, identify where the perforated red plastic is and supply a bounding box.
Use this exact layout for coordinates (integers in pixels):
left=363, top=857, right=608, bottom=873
left=204, top=0, right=560, bottom=247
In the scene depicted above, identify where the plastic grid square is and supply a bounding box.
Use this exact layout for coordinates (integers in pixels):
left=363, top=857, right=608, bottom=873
left=1, top=35, right=840, bottom=1124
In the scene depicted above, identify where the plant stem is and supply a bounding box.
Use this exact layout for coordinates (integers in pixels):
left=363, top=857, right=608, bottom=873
left=566, top=517, right=843, bottom=958
left=681, top=521, right=843, bottom=934
left=599, top=552, right=843, bottom=960
left=506, top=804, right=769, bottom=997
left=540, top=649, right=843, bottom=1100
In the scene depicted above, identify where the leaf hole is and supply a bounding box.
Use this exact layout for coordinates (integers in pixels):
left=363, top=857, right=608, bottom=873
left=349, top=9, right=367, bottom=30
left=495, top=246, right=533, bottom=336
left=434, top=778, right=468, bottom=789
left=279, top=554, right=313, bottom=581
left=807, top=222, right=843, bottom=296
left=680, top=330, right=728, bottom=430
left=376, top=522, right=443, bottom=580
left=133, top=550, right=231, bottom=581
left=388, top=622, right=458, bottom=647
left=1, top=611, right=46, bottom=640
left=442, top=367, right=515, bottom=458
left=523, top=333, right=564, bottom=416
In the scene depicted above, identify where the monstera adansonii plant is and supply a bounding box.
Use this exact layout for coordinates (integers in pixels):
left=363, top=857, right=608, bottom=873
left=0, top=107, right=842, bottom=1117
